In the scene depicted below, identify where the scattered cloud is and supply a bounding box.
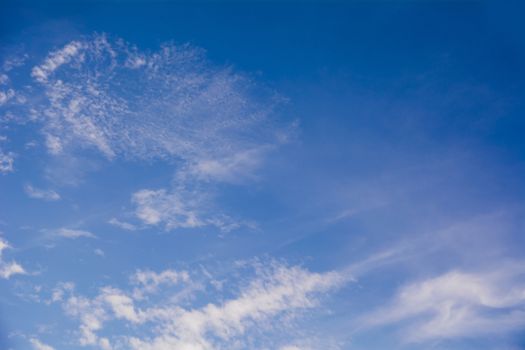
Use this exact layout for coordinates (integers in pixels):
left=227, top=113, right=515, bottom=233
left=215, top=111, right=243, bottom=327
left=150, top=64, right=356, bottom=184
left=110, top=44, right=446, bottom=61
left=94, top=248, right=105, bottom=257
left=132, top=187, right=245, bottom=233
left=23, top=34, right=284, bottom=163
left=108, top=218, right=138, bottom=231
left=54, top=228, right=96, bottom=239
left=3, top=53, right=28, bottom=71
left=132, top=188, right=205, bottom=230
left=130, top=268, right=189, bottom=299
left=0, top=73, right=8, bottom=85
left=0, top=88, right=15, bottom=105
left=0, top=149, right=14, bottom=174
left=50, top=282, right=75, bottom=303
left=362, top=261, right=525, bottom=342
left=0, top=236, right=26, bottom=279
left=182, top=146, right=269, bottom=184
left=30, top=338, right=55, bottom=350
left=280, top=346, right=306, bottom=350
left=0, top=260, right=26, bottom=279
left=31, top=41, right=84, bottom=83
left=24, top=184, right=61, bottom=201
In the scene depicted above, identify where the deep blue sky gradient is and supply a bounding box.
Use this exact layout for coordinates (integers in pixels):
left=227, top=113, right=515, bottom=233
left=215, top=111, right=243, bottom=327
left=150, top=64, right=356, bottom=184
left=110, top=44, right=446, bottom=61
left=1, top=1, right=525, bottom=350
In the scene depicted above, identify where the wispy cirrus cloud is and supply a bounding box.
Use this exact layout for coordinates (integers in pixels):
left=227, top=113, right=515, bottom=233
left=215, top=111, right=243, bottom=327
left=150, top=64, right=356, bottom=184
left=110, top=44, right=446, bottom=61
left=52, top=228, right=96, bottom=239
left=131, top=187, right=244, bottom=232
left=362, top=261, right=525, bottom=342
left=24, top=184, right=61, bottom=201
left=108, top=218, right=138, bottom=231
left=130, top=268, right=190, bottom=299
left=30, top=338, right=55, bottom=350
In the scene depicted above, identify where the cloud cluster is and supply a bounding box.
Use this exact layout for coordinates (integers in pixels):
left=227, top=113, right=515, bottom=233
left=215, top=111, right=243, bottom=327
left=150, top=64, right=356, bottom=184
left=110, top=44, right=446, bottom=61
left=52, top=262, right=342, bottom=350
left=26, top=34, right=283, bottom=162
left=31, top=41, right=84, bottom=83
left=0, top=33, right=289, bottom=231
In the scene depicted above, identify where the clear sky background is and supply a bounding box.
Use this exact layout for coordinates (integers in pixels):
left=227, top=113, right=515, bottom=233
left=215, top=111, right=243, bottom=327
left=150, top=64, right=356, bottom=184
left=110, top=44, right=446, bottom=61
left=1, top=1, right=525, bottom=349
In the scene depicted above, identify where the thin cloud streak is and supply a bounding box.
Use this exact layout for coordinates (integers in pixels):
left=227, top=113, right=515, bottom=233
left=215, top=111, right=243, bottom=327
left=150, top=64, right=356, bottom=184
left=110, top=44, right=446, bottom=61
left=24, top=184, right=61, bottom=201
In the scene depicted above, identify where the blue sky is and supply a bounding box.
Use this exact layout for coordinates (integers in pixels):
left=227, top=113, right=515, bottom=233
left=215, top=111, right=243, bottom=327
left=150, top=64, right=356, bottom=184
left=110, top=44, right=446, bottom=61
left=1, top=1, right=525, bottom=349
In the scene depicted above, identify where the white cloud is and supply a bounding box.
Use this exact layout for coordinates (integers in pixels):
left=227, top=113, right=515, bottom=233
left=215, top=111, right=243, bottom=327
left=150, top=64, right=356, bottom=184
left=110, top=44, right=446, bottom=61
left=44, top=134, right=63, bottom=155
left=24, top=184, right=61, bottom=201
left=131, top=269, right=189, bottom=298
left=132, top=187, right=244, bottom=233
left=132, top=188, right=205, bottom=230
left=54, top=228, right=96, bottom=239
left=28, top=34, right=282, bottom=163
left=99, top=337, right=112, bottom=350
left=0, top=88, right=15, bottom=105
left=56, top=261, right=343, bottom=349
left=0, top=150, right=14, bottom=174
left=108, top=218, right=138, bottom=231
left=0, top=260, right=26, bottom=279
left=30, top=338, right=55, bottom=350
left=100, top=287, right=141, bottom=323
left=3, top=53, right=28, bottom=71
left=182, top=147, right=268, bottom=184
left=0, top=236, right=26, bottom=279
left=50, top=282, right=75, bottom=303
left=362, top=262, right=525, bottom=342
left=127, top=263, right=342, bottom=350
left=31, top=41, right=84, bottom=83
left=125, top=54, right=146, bottom=69
left=94, top=248, right=105, bottom=257
left=64, top=293, right=108, bottom=346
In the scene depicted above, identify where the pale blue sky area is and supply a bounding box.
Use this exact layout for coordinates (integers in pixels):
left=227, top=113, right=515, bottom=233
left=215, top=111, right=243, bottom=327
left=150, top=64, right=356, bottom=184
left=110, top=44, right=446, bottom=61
left=1, top=1, right=525, bottom=350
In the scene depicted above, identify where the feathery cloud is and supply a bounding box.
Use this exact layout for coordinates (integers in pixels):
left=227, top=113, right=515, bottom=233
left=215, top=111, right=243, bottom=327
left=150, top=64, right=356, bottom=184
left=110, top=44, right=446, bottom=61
left=362, top=261, right=525, bottom=342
